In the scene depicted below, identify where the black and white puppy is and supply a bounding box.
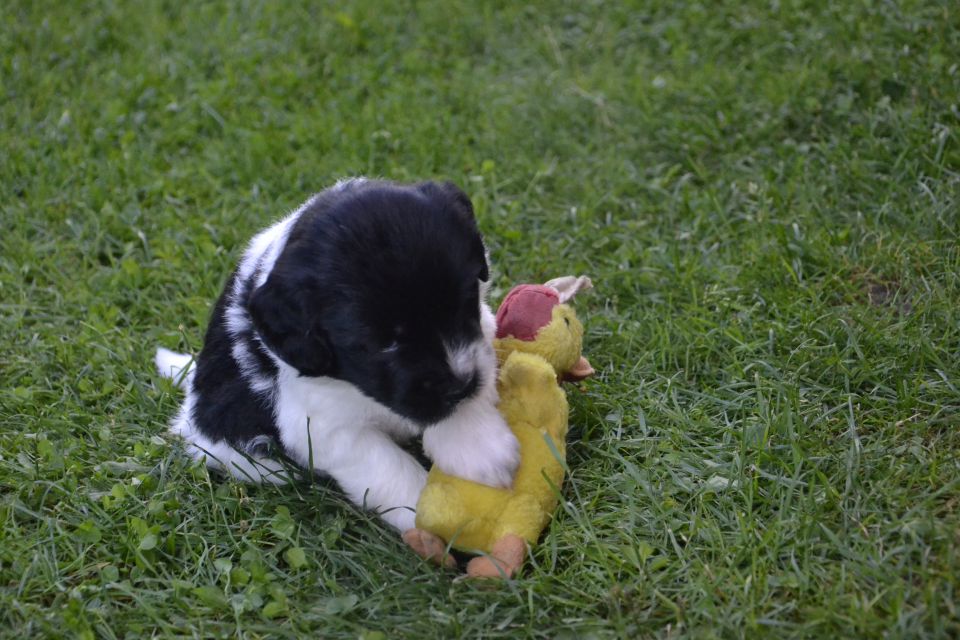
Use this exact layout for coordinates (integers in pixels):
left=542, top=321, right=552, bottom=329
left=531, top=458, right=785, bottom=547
left=156, top=179, right=519, bottom=531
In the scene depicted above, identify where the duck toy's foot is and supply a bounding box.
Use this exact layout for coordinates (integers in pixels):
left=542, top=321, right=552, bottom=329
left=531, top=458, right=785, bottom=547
left=466, top=534, right=527, bottom=579
left=402, top=528, right=457, bottom=569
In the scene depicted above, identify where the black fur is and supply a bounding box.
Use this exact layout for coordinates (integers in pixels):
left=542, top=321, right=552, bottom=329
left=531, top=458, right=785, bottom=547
left=189, top=180, right=490, bottom=447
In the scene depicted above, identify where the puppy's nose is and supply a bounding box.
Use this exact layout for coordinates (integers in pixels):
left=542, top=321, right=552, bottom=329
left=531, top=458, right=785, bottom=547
left=445, top=374, right=478, bottom=405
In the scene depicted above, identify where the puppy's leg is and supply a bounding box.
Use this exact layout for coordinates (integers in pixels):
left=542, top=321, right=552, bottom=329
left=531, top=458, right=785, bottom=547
left=422, top=395, right=520, bottom=489
left=170, top=396, right=292, bottom=484
left=322, top=429, right=428, bottom=532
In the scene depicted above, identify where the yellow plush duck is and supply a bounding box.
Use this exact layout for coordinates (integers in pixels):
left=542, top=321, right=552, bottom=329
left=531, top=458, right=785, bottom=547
left=403, top=276, right=594, bottom=578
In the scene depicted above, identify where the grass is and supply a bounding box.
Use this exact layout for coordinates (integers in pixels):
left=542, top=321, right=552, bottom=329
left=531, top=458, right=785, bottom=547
left=1, top=0, right=958, bottom=637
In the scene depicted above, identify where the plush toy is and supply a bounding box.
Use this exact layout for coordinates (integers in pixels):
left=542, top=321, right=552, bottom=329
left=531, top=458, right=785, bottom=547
left=403, top=275, right=594, bottom=578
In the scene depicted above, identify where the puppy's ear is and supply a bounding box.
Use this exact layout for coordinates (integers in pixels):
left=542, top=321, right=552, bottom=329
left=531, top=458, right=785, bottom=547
left=248, top=276, right=335, bottom=377
left=437, top=181, right=475, bottom=215
left=434, top=181, right=490, bottom=282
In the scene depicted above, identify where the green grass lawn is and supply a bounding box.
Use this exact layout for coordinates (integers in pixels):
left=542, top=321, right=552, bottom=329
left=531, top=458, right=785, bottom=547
left=2, top=1, right=958, bottom=637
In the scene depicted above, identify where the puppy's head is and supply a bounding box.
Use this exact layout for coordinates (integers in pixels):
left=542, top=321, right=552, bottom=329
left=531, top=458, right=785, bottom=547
left=249, top=180, right=495, bottom=425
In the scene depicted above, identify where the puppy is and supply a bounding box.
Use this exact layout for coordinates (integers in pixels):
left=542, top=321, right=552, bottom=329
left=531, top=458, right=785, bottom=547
left=156, top=179, right=519, bottom=531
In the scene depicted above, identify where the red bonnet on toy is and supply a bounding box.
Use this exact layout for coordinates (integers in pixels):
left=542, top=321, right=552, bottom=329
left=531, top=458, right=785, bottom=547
left=494, top=285, right=559, bottom=341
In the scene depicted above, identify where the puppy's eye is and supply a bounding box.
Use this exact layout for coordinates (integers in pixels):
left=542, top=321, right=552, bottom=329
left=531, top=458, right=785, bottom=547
left=350, top=342, right=371, bottom=355
left=382, top=340, right=400, bottom=354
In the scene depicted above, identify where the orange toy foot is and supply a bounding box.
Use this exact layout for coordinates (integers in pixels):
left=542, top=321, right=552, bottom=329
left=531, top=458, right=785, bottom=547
left=402, top=528, right=457, bottom=569
left=466, top=534, right=527, bottom=579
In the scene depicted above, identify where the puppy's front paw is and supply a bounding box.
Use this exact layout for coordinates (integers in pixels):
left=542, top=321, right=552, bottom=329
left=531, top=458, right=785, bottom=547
left=424, top=411, right=519, bottom=489
left=455, top=418, right=519, bottom=488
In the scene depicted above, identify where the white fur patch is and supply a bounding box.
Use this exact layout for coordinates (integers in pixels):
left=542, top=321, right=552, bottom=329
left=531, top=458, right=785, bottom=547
left=445, top=340, right=481, bottom=379
left=230, top=339, right=276, bottom=396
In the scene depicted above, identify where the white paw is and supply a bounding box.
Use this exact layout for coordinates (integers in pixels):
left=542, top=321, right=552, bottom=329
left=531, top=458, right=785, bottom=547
left=424, top=408, right=520, bottom=489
